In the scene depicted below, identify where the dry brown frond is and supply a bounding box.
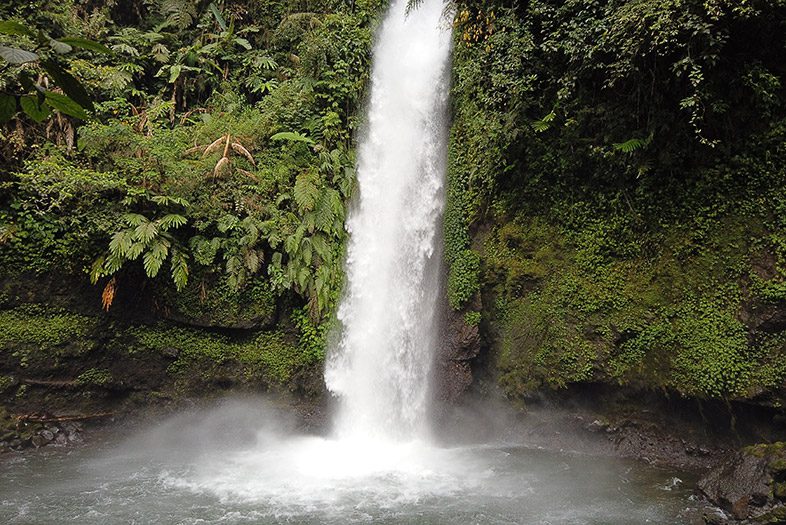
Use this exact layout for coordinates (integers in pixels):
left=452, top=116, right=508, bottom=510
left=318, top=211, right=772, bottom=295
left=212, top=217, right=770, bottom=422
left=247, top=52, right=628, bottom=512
left=183, top=144, right=203, bottom=156
left=236, top=168, right=259, bottom=181
left=202, top=135, right=226, bottom=157
left=102, top=277, right=116, bottom=311
left=231, top=142, right=255, bottom=165
left=214, top=156, right=230, bottom=177
left=223, top=134, right=231, bottom=157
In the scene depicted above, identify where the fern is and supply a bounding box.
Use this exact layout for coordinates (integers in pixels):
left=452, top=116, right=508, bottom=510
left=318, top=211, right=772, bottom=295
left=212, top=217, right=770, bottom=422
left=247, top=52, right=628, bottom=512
left=613, top=132, right=654, bottom=154
left=134, top=221, right=158, bottom=243
left=613, top=138, right=645, bottom=153
left=159, top=0, right=198, bottom=30
left=143, top=240, right=169, bottom=277
left=170, top=248, right=189, bottom=291
left=531, top=110, right=556, bottom=133
left=271, top=131, right=315, bottom=145
left=294, top=173, right=319, bottom=213
left=158, top=214, right=187, bottom=230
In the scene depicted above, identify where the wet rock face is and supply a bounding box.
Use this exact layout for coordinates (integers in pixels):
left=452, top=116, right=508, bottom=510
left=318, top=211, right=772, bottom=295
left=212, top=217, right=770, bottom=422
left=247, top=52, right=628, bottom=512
left=0, top=407, right=85, bottom=453
left=699, top=443, right=786, bottom=522
left=434, top=310, right=481, bottom=403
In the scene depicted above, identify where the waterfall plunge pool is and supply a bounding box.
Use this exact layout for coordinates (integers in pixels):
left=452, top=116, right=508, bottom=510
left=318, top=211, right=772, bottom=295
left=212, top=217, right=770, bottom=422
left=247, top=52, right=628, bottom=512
left=0, top=398, right=702, bottom=524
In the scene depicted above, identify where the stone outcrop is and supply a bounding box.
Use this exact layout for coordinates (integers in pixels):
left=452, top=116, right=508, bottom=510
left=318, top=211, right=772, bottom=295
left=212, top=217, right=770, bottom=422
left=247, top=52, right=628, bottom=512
left=699, top=443, right=786, bottom=523
left=434, top=309, right=481, bottom=403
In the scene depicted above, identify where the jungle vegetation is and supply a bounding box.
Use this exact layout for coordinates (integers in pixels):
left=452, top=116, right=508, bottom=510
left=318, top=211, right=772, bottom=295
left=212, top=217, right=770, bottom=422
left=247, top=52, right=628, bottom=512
left=1, top=0, right=786, bottom=402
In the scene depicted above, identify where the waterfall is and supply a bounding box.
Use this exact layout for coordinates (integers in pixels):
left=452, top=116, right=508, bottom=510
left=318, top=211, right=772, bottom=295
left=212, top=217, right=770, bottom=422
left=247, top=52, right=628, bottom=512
left=324, top=0, right=453, bottom=442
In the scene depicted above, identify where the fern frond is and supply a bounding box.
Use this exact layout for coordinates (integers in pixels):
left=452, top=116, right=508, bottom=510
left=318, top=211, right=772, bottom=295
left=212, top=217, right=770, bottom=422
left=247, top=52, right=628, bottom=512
left=170, top=248, right=189, bottom=290
left=143, top=240, right=168, bottom=277
left=217, top=214, right=239, bottom=233
left=613, top=138, right=645, bottom=153
left=531, top=110, right=556, bottom=133
left=157, top=214, right=187, bottom=231
left=134, top=221, right=159, bottom=243
left=293, top=173, right=319, bottom=213
left=126, top=241, right=145, bottom=260
left=122, top=213, right=148, bottom=226
left=109, top=230, right=133, bottom=256
left=159, top=0, right=198, bottom=30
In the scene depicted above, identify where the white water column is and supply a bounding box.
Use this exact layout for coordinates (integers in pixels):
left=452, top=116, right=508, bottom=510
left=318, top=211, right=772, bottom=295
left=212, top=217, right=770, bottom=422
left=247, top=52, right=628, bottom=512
left=325, top=0, right=453, bottom=442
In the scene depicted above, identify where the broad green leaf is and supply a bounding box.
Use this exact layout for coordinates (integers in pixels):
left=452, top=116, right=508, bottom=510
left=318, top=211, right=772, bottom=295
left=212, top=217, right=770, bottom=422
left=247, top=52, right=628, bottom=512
left=20, top=95, right=50, bottom=122
left=41, top=59, right=93, bottom=110
left=44, top=91, right=88, bottom=120
left=208, top=2, right=228, bottom=31
left=270, top=131, right=315, bottom=145
left=48, top=39, right=72, bottom=54
left=0, top=46, right=38, bottom=64
left=0, top=94, right=17, bottom=122
left=58, top=37, right=111, bottom=54
left=168, top=64, right=182, bottom=83
left=0, top=21, right=35, bottom=37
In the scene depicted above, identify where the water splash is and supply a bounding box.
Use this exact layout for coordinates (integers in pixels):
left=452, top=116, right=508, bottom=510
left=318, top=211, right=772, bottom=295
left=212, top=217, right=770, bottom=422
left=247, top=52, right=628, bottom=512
left=324, top=0, right=453, bottom=441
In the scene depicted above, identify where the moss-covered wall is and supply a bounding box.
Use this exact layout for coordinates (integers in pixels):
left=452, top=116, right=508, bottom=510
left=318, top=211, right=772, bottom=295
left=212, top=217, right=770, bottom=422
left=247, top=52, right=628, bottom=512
left=0, top=276, right=326, bottom=425
left=446, top=1, right=786, bottom=403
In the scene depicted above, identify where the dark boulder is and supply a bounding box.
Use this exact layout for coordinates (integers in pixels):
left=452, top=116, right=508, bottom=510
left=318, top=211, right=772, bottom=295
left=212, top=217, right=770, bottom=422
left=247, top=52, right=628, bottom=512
left=698, top=443, right=786, bottom=522
left=434, top=309, right=481, bottom=403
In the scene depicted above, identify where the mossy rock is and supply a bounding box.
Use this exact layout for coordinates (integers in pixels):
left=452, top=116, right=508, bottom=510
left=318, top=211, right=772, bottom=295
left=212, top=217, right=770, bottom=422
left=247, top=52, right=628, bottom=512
left=162, top=276, right=277, bottom=329
left=128, top=322, right=309, bottom=389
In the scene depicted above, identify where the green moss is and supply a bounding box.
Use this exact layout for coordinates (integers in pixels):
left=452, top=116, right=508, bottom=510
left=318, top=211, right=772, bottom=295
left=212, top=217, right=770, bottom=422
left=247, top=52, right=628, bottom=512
left=76, top=368, right=112, bottom=386
left=167, top=276, right=277, bottom=328
left=0, top=305, right=96, bottom=366
left=489, top=201, right=780, bottom=399
left=129, top=322, right=306, bottom=384
left=464, top=311, right=482, bottom=327
left=0, top=375, right=16, bottom=393
left=448, top=249, right=481, bottom=310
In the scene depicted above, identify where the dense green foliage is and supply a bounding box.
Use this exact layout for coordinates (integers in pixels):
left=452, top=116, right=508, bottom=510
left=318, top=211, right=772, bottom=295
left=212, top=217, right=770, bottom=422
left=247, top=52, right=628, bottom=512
left=0, top=0, right=385, bottom=378
left=2, top=0, right=786, bottom=405
left=447, top=0, right=786, bottom=400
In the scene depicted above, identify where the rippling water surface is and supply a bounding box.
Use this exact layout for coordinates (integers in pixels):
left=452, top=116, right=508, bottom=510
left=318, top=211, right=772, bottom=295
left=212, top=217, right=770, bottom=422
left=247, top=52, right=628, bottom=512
left=0, top=400, right=700, bottom=525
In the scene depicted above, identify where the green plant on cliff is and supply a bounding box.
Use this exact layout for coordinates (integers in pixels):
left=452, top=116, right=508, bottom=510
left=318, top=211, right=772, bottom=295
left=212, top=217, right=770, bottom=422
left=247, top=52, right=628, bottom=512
left=448, top=1, right=786, bottom=400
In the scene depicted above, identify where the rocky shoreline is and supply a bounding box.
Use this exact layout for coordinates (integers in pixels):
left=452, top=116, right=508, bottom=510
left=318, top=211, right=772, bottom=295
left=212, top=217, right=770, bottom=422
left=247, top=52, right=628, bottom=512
left=4, top=376, right=786, bottom=524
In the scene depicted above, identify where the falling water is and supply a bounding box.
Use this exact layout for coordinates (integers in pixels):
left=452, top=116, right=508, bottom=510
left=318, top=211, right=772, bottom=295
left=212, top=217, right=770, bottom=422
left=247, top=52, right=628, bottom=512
left=0, top=3, right=702, bottom=523
left=325, top=0, right=453, bottom=442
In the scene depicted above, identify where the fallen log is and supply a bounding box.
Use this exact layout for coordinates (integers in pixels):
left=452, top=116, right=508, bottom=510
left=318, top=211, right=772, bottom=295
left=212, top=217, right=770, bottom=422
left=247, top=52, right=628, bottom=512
left=15, top=412, right=115, bottom=423
left=21, top=379, right=78, bottom=388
